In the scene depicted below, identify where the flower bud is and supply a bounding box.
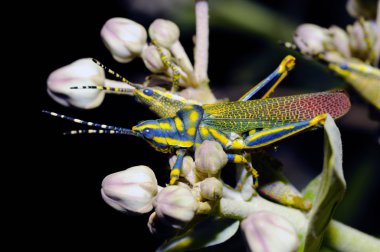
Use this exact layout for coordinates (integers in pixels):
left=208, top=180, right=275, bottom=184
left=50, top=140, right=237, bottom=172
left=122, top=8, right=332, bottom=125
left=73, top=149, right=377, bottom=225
left=101, top=17, right=147, bottom=63
left=195, top=141, right=227, bottom=176
left=347, top=20, right=378, bottom=63
left=329, top=26, right=351, bottom=58
left=293, top=24, right=331, bottom=55
left=241, top=211, right=299, bottom=252
left=148, top=19, right=180, bottom=48
left=141, top=45, right=171, bottom=73
left=199, top=177, right=223, bottom=201
left=101, top=165, right=158, bottom=214
left=47, top=58, right=105, bottom=109
left=154, top=185, right=197, bottom=229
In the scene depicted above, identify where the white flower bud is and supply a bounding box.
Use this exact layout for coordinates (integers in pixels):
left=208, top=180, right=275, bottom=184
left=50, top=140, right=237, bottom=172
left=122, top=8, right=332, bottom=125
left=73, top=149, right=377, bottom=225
left=329, top=26, right=351, bottom=58
left=101, top=17, right=147, bottom=63
left=47, top=58, right=105, bottom=109
left=199, top=177, right=223, bottom=201
left=293, top=24, right=331, bottom=55
left=101, top=165, right=158, bottom=214
left=154, top=185, right=197, bottom=229
left=195, top=141, right=228, bottom=176
left=241, top=211, right=299, bottom=252
left=141, top=45, right=171, bottom=73
left=148, top=19, right=180, bottom=48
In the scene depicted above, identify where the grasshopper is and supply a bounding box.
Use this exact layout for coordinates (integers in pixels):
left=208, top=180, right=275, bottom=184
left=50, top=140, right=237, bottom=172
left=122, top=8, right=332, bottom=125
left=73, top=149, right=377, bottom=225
left=44, top=55, right=351, bottom=187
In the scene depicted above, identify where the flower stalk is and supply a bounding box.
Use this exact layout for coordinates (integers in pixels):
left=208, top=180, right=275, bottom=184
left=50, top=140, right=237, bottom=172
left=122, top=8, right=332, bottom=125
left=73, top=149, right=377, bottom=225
left=194, top=0, right=210, bottom=87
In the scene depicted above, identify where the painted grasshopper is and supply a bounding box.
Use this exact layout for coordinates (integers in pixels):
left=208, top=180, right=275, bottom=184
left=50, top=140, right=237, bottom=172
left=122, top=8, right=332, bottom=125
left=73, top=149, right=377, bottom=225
left=44, top=56, right=351, bottom=187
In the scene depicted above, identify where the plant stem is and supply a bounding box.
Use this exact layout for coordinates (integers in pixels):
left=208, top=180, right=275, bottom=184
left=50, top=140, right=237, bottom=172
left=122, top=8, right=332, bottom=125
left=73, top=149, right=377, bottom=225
left=194, top=0, right=209, bottom=86
left=324, top=220, right=380, bottom=252
left=217, top=198, right=307, bottom=232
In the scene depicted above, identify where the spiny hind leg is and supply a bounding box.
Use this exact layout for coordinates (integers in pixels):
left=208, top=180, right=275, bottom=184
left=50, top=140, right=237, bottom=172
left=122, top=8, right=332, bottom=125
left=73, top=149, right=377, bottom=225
left=238, top=55, right=296, bottom=101
left=227, top=153, right=259, bottom=189
left=243, top=114, right=327, bottom=148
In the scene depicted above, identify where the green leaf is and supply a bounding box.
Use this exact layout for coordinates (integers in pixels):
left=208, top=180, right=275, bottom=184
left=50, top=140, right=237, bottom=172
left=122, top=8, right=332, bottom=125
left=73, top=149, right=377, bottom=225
left=302, top=175, right=321, bottom=202
left=301, top=115, right=347, bottom=252
left=156, top=217, right=239, bottom=252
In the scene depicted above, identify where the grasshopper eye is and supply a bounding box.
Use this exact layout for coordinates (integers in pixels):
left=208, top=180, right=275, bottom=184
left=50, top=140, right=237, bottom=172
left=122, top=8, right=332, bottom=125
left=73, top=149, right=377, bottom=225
left=143, top=88, right=154, bottom=96
left=143, top=128, right=154, bottom=139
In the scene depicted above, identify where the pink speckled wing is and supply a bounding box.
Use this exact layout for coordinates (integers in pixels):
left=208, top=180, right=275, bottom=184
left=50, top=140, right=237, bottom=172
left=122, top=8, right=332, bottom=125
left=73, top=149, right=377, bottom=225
left=203, top=90, right=350, bottom=133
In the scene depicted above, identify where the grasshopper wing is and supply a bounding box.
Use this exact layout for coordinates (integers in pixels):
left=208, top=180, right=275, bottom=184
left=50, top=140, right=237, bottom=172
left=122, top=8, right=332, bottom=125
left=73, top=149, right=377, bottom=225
left=202, top=90, right=350, bottom=134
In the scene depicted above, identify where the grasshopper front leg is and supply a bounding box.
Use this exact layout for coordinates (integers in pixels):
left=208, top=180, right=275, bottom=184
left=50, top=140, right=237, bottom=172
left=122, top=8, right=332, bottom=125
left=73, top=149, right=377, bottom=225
left=170, top=149, right=187, bottom=184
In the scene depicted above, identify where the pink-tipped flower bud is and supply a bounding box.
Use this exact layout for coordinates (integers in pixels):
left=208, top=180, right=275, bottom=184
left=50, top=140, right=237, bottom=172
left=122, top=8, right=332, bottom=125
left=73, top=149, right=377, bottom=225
left=101, top=17, right=147, bottom=63
left=47, top=58, right=105, bottom=109
left=195, top=141, right=228, bottom=176
left=154, top=186, right=197, bottom=229
left=101, top=166, right=158, bottom=214
left=199, top=177, right=223, bottom=201
left=148, top=19, right=180, bottom=48
left=329, top=25, right=351, bottom=58
left=241, top=211, right=299, bottom=252
left=293, top=24, right=331, bottom=55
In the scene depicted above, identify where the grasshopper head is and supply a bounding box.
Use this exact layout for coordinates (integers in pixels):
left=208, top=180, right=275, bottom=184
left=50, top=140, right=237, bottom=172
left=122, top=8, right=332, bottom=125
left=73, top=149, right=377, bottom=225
left=133, top=87, right=189, bottom=118
left=132, top=119, right=171, bottom=153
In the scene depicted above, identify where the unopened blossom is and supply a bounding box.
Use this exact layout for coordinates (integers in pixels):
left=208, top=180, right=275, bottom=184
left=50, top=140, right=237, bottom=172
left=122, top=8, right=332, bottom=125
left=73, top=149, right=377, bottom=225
left=154, top=185, right=198, bottom=229
left=101, top=166, right=158, bottom=214
left=101, top=17, right=147, bottom=63
left=47, top=58, right=105, bottom=109
left=148, top=18, right=194, bottom=75
left=195, top=141, right=228, bottom=176
left=241, top=211, right=299, bottom=252
left=293, top=24, right=331, bottom=55
left=149, top=19, right=180, bottom=48
left=329, top=26, right=351, bottom=58
left=199, top=177, right=223, bottom=201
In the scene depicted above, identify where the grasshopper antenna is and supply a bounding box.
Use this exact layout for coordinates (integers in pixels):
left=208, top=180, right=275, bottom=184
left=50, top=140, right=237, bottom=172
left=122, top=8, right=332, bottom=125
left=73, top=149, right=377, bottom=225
left=92, top=58, right=141, bottom=88
left=69, top=85, right=133, bottom=94
left=42, top=110, right=142, bottom=137
left=63, top=129, right=132, bottom=136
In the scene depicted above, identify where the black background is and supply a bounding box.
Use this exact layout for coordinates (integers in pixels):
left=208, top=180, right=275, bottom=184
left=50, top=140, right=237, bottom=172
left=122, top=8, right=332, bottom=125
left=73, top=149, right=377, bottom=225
left=36, top=0, right=379, bottom=250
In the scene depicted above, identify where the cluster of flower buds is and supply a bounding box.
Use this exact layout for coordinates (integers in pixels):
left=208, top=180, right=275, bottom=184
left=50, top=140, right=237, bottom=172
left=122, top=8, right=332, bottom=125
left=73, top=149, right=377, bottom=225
left=47, top=17, right=218, bottom=110
left=101, top=141, right=226, bottom=236
left=293, top=20, right=379, bottom=66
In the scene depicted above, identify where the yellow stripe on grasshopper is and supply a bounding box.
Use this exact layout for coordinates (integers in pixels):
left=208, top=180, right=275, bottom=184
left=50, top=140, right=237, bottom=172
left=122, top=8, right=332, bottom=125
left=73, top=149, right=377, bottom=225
left=208, top=128, right=229, bottom=145
left=174, top=117, right=184, bottom=131
left=159, top=122, right=173, bottom=130
left=234, top=155, right=247, bottom=164
left=133, top=124, right=160, bottom=130
left=187, top=127, right=196, bottom=136
left=153, top=136, right=194, bottom=147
